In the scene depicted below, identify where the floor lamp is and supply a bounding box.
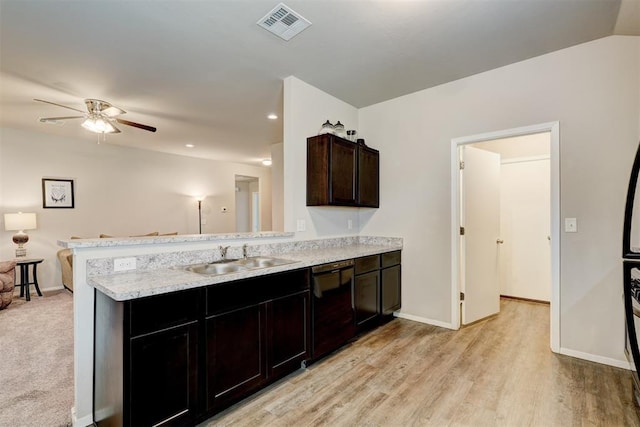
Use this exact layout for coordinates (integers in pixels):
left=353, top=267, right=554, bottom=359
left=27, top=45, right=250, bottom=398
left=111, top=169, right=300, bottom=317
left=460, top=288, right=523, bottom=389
left=195, top=196, right=205, bottom=234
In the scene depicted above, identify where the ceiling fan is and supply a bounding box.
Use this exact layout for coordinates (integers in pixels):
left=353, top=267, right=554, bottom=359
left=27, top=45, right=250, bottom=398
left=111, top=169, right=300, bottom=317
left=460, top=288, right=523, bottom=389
left=35, top=98, right=157, bottom=134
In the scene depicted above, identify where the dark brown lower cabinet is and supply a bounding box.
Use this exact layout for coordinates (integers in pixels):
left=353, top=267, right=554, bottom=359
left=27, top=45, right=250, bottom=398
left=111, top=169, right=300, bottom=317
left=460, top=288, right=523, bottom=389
left=94, top=288, right=201, bottom=427
left=93, top=257, right=400, bottom=425
left=268, top=291, right=310, bottom=378
left=354, top=254, right=381, bottom=333
left=129, top=323, right=199, bottom=427
left=205, top=269, right=310, bottom=414
left=206, top=303, right=266, bottom=411
left=381, top=251, right=402, bottom=317
left=354, top=270, right=380, bottom=331
left=381, top=265, right=401, bottom=315
left=94, top=269, right=309, bottom=426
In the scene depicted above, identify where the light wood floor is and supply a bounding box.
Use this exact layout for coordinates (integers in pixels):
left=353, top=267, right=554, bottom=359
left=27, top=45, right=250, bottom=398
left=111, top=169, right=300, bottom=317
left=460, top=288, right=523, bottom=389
left=203, top=299, right=639, bottom=426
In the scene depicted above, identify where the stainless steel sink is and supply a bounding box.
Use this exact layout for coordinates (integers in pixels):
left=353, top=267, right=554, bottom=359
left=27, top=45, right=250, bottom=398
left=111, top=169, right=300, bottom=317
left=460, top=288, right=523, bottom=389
left=185, top=263, right=247, bottom=275
left=181, top=256, right=297, bottom=276
left=236, top=256, right=296, bottom=269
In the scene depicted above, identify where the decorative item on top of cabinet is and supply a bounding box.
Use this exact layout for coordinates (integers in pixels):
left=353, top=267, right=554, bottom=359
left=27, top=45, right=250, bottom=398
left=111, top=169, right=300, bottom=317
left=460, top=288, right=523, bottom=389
left=307, top=134, right=379, bottom=208
left=318, top=120, right=335, bottom=135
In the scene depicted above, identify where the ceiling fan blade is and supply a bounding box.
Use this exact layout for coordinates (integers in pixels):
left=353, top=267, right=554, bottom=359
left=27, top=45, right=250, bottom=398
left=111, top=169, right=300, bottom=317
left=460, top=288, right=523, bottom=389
left=34, top=98, right=85, bottom=113
left=110, top=121, right=122, bottom=133
left=102, top=106, right=126, bottom=117
left=39, top=116, right=85, bottom=122
left=116, top=118, right=157, bottom=133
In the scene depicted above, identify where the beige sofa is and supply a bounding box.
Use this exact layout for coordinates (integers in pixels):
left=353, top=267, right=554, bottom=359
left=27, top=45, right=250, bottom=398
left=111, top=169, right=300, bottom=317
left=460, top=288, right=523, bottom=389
left=57, top=232, right=176, bottom=291
left=57, top=249, right=74, bottom=291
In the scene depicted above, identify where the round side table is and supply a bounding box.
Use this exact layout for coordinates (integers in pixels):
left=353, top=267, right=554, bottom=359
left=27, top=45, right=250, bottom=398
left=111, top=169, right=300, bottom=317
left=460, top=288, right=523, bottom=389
left=15, top=258, right=44, bottom=301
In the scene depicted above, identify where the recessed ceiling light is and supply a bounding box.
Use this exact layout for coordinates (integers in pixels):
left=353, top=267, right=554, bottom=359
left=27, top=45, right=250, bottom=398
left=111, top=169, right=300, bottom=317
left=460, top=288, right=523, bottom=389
left=267, top=114, right=278, bottom=120
left=262, top=159, right=273, bottom=166
left=185, top=144, right=195, bottom=148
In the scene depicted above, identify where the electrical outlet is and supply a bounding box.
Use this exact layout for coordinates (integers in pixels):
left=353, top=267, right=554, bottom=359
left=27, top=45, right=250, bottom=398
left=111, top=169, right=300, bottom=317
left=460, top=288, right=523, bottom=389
left=114, top=257, right=137, bottom=272
left=348, top=219, right=353, bottom=230
left=296, top=219, right=306, bottom=232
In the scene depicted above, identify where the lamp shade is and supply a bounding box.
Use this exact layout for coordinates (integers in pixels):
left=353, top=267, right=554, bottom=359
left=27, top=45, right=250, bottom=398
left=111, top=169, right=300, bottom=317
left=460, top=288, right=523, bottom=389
left=4, top=212, right=37, bottom=231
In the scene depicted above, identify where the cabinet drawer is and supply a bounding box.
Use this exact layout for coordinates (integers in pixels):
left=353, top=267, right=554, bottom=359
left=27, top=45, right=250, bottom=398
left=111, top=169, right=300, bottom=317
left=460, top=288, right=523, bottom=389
left=355, top=255, right=380, bottom=275
left=128, top=289, right=200, bottom=337
left=381, top=251, right=401, bottom=268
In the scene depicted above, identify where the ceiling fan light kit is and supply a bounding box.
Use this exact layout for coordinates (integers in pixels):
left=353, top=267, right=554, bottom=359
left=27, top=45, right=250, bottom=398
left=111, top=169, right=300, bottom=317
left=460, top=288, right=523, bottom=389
left=81, top=116, right=119, bottom=134
left=35, top=98, right=156, bottom=135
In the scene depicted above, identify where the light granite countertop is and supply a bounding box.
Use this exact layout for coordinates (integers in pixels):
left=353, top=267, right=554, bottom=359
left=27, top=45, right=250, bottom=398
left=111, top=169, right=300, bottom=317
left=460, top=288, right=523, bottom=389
left=89, top=243, right=402, bottom=301
left=59, top=231, right=295, bottom=248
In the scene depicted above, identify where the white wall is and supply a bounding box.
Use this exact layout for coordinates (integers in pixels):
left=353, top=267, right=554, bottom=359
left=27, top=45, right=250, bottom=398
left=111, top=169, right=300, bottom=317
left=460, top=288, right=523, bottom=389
left=271, top=143, right=284, bottom=231
left=0, top=127, right=272, bottom=291
left=283, top=76, right=361, bottom=238
left=356, top=35, right=640, bottom=364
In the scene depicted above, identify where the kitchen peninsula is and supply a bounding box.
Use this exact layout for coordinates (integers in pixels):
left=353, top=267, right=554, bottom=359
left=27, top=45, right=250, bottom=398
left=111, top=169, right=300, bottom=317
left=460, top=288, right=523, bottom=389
left=62, top=233, right=402, bottom=426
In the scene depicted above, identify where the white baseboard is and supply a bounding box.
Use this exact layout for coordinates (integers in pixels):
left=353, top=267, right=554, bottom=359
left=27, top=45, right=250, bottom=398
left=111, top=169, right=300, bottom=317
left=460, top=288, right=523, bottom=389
left=72, top=407, right=93, bottom=427
left=559, top=347, right=631, bottom=370
left=394, top=312, right=456, bottom=330
left=43, top=285, right=66, bottom=292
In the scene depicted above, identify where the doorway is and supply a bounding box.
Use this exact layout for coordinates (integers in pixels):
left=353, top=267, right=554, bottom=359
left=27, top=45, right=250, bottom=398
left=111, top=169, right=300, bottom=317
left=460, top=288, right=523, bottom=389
left=235, top=175, right=260, bottom=232
left=451, top=122, right=560, bottom=352
left=473, top=134, right=551, bottom=302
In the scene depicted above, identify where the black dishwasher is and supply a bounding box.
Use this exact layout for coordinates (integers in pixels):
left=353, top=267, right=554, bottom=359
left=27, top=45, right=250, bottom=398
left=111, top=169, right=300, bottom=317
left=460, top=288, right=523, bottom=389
left=311, top=259, right=355, bottom=359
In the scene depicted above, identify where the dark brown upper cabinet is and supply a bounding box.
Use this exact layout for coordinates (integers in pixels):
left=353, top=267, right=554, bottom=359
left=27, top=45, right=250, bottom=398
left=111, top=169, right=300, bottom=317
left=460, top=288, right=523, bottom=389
left=307, top=134, right=379, bottom=208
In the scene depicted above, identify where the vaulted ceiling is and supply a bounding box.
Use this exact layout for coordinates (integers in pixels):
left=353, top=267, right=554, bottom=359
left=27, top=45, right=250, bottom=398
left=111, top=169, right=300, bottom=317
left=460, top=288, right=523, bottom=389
left=1, top=0, right=637, bottom=165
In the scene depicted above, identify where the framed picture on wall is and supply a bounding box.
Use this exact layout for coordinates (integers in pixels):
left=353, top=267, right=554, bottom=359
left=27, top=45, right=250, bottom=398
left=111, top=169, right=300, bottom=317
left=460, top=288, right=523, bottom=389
left=42, top=178, right=75, bottom=208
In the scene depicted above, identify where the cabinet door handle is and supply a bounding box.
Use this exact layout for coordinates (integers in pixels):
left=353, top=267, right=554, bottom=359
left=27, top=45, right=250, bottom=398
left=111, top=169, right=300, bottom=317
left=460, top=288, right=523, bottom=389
left=496, top=239, right=504, bottom=244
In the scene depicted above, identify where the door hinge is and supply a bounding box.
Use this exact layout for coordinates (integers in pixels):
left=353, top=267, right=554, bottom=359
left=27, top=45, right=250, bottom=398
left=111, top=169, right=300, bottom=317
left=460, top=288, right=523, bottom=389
left=459, top=161, right=465, bottom=170
left=460, top=292, right=465, bottom=301
left=460, top=226, right=465, bottom=235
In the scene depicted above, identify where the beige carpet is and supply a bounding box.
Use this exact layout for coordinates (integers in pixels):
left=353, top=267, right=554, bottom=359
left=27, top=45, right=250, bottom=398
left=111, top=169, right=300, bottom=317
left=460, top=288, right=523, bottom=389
left=0, top=290, right=73, bottom=427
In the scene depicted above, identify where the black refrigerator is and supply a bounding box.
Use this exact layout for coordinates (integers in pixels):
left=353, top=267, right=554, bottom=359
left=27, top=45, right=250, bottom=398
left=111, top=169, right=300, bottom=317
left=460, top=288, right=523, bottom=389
left=623, top=140, right=640, bottom=407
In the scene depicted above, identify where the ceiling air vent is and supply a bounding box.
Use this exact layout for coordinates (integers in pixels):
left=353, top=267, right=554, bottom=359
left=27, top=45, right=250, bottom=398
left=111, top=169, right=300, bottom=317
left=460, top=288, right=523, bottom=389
left=257, top=3, right=311, bottom=41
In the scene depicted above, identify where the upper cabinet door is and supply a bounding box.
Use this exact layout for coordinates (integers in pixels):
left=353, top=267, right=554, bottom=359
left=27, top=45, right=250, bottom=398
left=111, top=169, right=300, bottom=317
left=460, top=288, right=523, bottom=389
left=307, top=135, right=331, bottom=206
left=358, top=145, right=379, bottom=208
left=329, top=138, right=358, bottom=205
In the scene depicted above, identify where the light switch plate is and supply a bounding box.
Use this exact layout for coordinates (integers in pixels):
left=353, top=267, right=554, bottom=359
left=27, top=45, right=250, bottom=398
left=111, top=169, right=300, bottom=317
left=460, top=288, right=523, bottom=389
left=565, top=218, right=577, bottom=233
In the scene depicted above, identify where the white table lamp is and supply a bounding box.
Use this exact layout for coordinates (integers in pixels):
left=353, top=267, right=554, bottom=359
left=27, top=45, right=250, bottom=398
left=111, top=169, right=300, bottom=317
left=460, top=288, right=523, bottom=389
left=4, top=212, right=37, bottom=257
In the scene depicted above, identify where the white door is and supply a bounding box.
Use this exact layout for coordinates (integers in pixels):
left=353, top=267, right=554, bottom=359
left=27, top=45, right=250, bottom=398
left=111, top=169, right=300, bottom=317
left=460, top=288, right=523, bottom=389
left=500, top=158, right=551, bottom=301
left=461, top=146, right=501, bottom=325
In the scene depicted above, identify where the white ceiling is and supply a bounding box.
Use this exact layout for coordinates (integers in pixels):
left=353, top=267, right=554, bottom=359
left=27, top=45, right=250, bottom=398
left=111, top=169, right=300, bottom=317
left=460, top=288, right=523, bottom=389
left=0, top=0, right=637, bottom=165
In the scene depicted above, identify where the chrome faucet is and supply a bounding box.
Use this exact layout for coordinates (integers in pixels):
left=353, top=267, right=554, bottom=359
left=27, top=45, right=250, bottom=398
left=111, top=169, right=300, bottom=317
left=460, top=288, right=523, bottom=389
left=242, top=244, right=249, bottom=260
left=219, top=245, right=230, bottom=260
